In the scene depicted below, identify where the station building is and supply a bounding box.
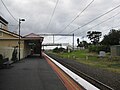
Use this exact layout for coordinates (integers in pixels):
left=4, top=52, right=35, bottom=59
left=0, top=16, right=44, bottom=60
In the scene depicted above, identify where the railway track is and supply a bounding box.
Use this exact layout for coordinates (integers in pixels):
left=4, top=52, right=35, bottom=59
left=46, top=53, right=114, bottom=90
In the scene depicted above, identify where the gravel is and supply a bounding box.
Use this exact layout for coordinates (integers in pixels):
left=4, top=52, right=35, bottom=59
left=47, top=53, right=120, bottom=90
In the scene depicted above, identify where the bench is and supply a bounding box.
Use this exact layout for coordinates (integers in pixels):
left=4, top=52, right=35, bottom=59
left=0, top=54, right=13, bottom=68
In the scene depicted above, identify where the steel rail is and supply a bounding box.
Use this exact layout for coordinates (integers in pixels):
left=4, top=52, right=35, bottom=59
left=46, top=53, right=114, bottom=90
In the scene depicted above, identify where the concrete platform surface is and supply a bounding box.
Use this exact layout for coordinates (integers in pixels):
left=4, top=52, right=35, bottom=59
left=0, top=57, right=67, bottom=90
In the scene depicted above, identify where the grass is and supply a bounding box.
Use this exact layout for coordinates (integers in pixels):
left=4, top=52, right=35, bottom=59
left=49, top=50, right=120, bottom=74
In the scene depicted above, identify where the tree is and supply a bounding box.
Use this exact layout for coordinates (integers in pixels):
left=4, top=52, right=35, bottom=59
left=53, top=47, right=65, bottom=53
left=87, top=31, right=102, bottom=45
left=77, top=38, right=80, bottom=47
left=101, top=29, right=120, bottom=45
left=82, top=40, right=88, bottom=48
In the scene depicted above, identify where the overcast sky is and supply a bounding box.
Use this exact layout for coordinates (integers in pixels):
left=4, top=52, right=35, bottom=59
left=1, top=0, right=120, bottom=45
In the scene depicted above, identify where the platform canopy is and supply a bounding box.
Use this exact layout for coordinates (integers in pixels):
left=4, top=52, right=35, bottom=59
left=22, top=33, right=44, bottom=57
left=22, top=33, right=44, bottom=42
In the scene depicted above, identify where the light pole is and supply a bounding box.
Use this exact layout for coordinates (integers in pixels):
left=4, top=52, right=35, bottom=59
left=18, top=19, right=25, bottom=61
left=73, top=33, right=74, bottom=50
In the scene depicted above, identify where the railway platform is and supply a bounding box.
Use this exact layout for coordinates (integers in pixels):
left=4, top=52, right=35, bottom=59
left=0, top=56, right=66, bottom=90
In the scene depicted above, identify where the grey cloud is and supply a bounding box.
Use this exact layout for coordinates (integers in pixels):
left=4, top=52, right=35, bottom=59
left=1, top=0, right=120, bottom=38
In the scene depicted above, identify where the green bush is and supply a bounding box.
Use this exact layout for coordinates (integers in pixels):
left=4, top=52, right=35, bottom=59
left=88, top=45, right=110, bottom=53
left=53, top=47, right=66, bottom=53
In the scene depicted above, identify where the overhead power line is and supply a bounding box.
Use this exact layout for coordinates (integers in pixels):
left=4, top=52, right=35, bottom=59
left=94, top=23, right=120, bottom=37
left=70, top=3, right=120, bottom=34
left=79, top=20, right=120, bottom=38
left=56, top=0, right=94, bottom=41
left=59, top=0, right=94, bottom=33
left=76, top=11, right=120, bottom=36
left=77, top=23, right=120, bottom=37
left=56, top=24, right=120, bottom=42
left=1, top=0, right=18, bottom=22
left=46, top=0, right=59, bottom=30
left=102, top=24, right=120, bottom=33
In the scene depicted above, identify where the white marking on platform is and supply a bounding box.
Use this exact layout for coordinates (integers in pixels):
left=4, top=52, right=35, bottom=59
left=43, top=53, right=100, bottom=90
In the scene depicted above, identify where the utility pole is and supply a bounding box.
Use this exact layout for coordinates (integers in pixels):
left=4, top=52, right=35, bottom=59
left=18, top=19, right=25, bottom=61
left=73, top=33, right=74, bottom=50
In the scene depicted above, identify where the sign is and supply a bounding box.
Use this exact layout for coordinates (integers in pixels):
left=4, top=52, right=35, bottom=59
left=99, top=51, right=106, bottom=57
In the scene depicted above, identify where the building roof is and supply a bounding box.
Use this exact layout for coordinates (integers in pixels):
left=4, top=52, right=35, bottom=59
left=0, top=16, right=8, bottom=24
left=23, top=33, right=40, bottom=38
left=22, top=33, right=44, bottom=42
left=0, top=28, right=20, bottom=39
left=0, top=16, right=44, bottom=42
left=0, top=30, right=44, bottom=42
